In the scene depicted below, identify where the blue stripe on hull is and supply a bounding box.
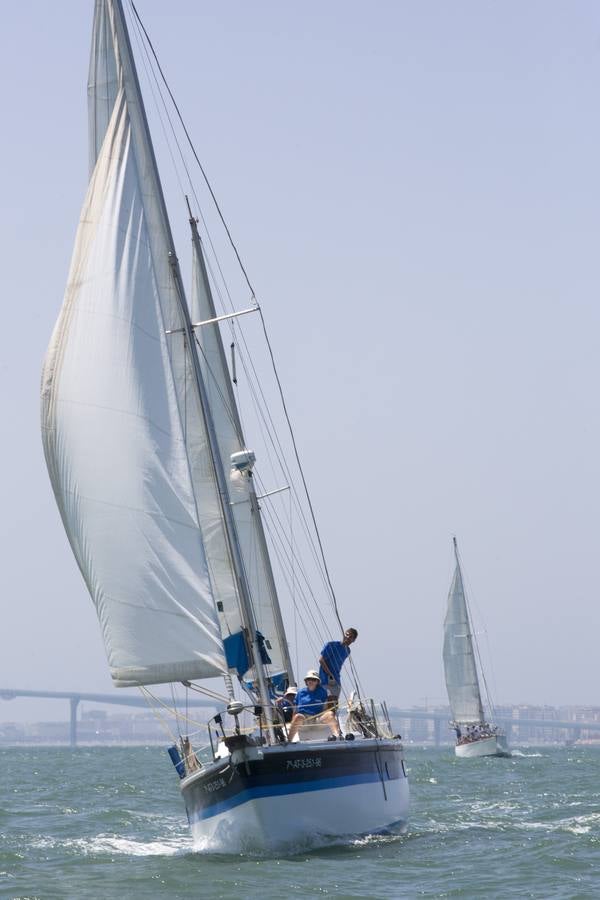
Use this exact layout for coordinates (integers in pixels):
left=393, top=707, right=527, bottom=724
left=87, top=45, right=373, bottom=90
left=188, top=770, right=401, bottom=822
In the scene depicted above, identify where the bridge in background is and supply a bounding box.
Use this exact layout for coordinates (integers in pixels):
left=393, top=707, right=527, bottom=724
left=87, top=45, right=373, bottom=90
left=2, top=691, right=599, bottom=747
left=0, top=688, right=216, bottom=747
left=388, top=707, right=600, bottom=745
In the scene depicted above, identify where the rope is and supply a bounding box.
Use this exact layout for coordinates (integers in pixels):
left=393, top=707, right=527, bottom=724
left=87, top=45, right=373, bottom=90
left=140, top=686, right=213, bottom=731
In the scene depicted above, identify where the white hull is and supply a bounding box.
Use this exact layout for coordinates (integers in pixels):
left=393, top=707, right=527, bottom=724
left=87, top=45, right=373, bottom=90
left=455, top=734, right=510, bottom=759
left=188, top=775, right=409, bottom=852
left=181, top=739, right=409, bottom=853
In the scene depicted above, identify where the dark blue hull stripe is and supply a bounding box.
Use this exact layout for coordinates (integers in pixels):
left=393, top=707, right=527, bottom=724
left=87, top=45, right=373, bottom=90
left=188, top=770, right=402, bottom=822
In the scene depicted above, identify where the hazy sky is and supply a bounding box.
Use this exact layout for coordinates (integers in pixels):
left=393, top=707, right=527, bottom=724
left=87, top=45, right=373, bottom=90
left=2, top=1, right=600, bottom=723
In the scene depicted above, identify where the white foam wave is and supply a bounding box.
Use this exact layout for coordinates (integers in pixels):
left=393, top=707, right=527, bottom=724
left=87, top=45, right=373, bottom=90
left=470, top=800, right=520, bottom=813
left=28, top=822, right=193, bottom=858
left=511, top=750, right=543, bottom=758
left=65, top=833, right=192, bottom=856
left=190, top=822, right=408, bottom=857
left=517, top=812, right=600, bottom=836
left=417, top=808, right=600, bottom=839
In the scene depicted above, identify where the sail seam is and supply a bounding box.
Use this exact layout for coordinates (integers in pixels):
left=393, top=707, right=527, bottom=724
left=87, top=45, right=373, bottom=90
left=52, top=486, right=205, bottom=531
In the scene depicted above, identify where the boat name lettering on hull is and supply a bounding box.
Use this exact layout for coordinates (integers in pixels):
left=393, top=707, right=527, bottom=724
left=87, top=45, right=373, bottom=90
left=202, top=776, right=226, bottom=793
left=286, top=757, right=322, bottom=770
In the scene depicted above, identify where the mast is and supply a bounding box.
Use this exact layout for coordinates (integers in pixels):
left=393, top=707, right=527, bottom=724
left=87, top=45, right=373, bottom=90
left=187, top=200, right=295, bottom=687
left=109, top=0, right=275, bottom=724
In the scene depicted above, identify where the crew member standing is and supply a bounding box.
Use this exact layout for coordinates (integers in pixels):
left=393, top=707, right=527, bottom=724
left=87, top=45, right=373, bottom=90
left=319, top=628, right=357, bottom=700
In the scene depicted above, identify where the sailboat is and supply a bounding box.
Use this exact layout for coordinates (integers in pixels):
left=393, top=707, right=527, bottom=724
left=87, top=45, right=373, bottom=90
left=40, top=0, right=408, bottom=851
left=443, top=539, right=510, bottom=759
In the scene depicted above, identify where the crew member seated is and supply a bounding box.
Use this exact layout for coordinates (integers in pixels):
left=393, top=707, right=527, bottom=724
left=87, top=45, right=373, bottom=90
left=287, top=670, right=341, bottom=742
left=275, top=685, right=298, bottom=724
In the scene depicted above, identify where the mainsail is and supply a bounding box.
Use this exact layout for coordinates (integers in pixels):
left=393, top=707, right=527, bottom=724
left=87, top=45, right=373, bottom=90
left=41, top=0, right=293, bottom=693
left=443, top=540, right=485, bottom=724
left=189, top=221, right=293, bottom=687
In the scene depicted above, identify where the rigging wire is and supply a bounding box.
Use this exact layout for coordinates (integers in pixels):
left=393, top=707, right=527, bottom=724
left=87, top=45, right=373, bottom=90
left=195, top=242, right=338, bottom=611
left=190, top=321, right=339, bottom=685
left=170, top=682, right=182, bottom=742
left=129, top=0, right=362, bottom=697
left=140, top=686, right=214, bottom=730
left=254, top=475, right=333, bottom=635
left=229, top=329, right=335, bottom=602
left=130, top=0, right=344, bottom=618
left=188, top=258, right=340, bottom=643
left=131, top=8, right=339, bottom=627
left=139, top=688, right=181, bottom=745
left=130, top=1, right=254, bottom=296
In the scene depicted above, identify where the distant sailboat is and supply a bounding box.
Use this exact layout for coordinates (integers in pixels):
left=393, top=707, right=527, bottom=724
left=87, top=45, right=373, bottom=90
left=443, top=538, right=509, bottom=759
left=40, top=0, right=409, bottom=850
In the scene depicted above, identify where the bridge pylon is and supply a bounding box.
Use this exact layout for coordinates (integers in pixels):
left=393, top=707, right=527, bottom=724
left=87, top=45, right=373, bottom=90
left=70, top=697, right=80, bottom=747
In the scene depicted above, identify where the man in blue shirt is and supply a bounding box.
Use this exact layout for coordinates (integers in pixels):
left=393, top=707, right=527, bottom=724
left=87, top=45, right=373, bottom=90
left=287, top=670, right=341, bottom=741
left=319, top=628, right=358, bottom=701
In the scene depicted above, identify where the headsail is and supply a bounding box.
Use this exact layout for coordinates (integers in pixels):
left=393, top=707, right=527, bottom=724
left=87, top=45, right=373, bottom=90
left=443, top=540, right=485, bottom=724
left=41, top=0, right=228, bottom=687
left=189, top=221, right=293, bottom=688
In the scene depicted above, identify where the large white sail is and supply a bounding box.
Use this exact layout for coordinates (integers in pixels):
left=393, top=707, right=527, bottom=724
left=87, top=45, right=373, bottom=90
left=189, top=230, right=293, bottom=687
left=41, top=0, right=227, bottom=687
left=443, top=544, right=485, bottom=724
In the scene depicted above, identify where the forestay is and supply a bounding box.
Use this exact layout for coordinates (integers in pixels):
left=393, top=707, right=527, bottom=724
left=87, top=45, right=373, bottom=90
left=443, top=555, right=485, bottom=724
left=41, top=0, right=227, bottom=687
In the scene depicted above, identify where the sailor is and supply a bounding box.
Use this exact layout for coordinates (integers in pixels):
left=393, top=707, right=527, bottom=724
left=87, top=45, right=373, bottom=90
left=287, top=670, right=341, bottom=742
left=272, top=685, right=298, bottom=742
left=275, top=685, right=298, bottom=724
left=318, top=628, right=357, bottom=702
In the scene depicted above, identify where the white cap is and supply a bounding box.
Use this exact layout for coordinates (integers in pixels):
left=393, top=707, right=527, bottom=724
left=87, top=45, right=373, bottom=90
left=304, top=670, right=321, bottom=682
left=285, top=685, right=298, bottom=695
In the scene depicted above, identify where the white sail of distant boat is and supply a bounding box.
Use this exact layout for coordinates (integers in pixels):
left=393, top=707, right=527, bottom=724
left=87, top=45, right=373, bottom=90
left=41, top=0, right=409, bottom=851
left=443, top=538, right=510, bottom=759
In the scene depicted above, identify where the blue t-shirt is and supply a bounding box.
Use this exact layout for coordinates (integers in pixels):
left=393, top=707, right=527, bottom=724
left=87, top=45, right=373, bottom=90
left=295, top=685, right=328, bottom=717
left=319, top=641, right=350, bottom=686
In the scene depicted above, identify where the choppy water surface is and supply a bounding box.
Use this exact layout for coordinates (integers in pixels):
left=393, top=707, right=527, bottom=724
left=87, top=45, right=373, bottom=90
left=1, top=745, right=599, bottom=898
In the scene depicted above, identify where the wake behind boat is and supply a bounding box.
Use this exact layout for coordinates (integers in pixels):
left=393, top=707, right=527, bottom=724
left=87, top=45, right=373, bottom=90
left=443, top=539, right=510, bottom=759
left=40, top=0, right=408, bottom=851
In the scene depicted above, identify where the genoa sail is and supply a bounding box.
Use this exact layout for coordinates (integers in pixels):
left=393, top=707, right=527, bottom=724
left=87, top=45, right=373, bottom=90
left=41, top=0, right=229, bottom=687
left=41, top=0, right=294, bottom=693
left=443, top=540, right=485, bottom=724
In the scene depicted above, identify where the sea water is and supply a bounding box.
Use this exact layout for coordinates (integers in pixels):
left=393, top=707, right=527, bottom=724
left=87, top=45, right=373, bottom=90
left=1, top=745, right=599, bottom=898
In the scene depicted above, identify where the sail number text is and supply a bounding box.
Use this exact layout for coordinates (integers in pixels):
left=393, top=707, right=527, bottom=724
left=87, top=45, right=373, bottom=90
left=286, top=757, right=322, bottom=770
